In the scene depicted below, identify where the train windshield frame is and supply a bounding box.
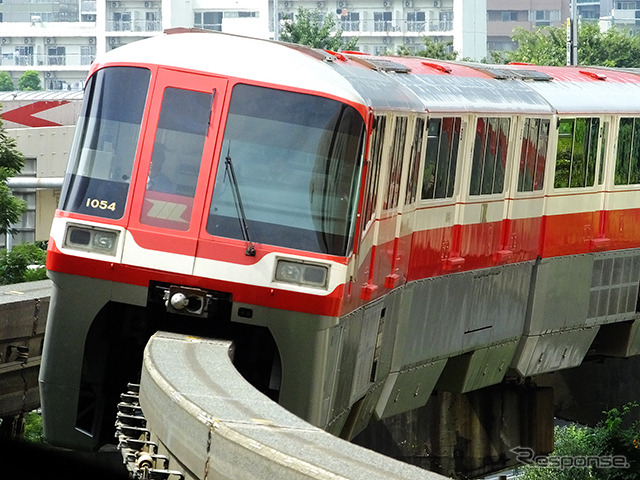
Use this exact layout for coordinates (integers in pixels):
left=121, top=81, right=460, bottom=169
left=59, top=66, right=151, bottom=219
left=207, top=84, right=365, bottom=257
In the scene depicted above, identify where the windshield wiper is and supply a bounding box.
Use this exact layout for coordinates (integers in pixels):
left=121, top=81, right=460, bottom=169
left=224, top=145, right=256, bottom=256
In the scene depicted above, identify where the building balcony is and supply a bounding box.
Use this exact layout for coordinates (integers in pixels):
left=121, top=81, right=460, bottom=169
left=105, top=19, right=163, bottom=33
left=339, top=18, right=453, bottom=35
left=0, top=53, right=94, bottom=69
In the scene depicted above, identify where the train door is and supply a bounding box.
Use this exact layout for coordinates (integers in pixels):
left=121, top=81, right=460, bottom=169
left=501, top=116, right=551, bottom=263
left=456, top=115, right=512, bottom=270
left=358, top=114, right=388, bottom=300
left=379, top=115, right=410, bottom=290
left=124, top=68, right=227, bottom=274
left=393, top=116, right=426, bottom=287
left=594, top=117, right=610, bottom=246
left=541, top=115, right=603, bottom=257
left=410, top=115, right=464, bottom=279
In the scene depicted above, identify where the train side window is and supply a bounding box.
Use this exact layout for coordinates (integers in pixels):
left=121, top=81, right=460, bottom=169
left=517, top=118, right=550, bottom=192
left=383, top=116, right=407, bottom=210
left=554, top=117, right=599, bottom=188
left=421, top=117, right=460, bottom=200
left=140, top=87, right=212, bottom=230
left=362, top=115, right=386, bottom=229
left=615, top=117, right=640, bottom=185
left=469, top=117, right=510, bottom=196
left=405, top=117, right=425, bottom=205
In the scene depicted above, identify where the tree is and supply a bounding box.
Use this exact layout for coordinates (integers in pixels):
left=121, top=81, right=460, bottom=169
left=0, top=107, right=26, bottom=236
left=401, top=37, right=457, bottom=60
left=505, top=24, right=640, bottom=67
left=0, top=72, right=14, bottom=92
left=279, top=7, right=358, bottom=51
left=18, top=70, right=41, bottom=91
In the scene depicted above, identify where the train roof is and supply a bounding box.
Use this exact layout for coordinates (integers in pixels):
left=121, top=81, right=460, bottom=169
left=93, top=31, right=640, bottom=117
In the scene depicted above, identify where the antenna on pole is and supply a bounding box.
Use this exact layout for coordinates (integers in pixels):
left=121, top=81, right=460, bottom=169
left=566, top=0, right=578, bottom=66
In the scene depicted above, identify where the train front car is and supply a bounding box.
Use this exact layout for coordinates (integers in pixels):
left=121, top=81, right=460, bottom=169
left=39, top=32, right=368, bottom=450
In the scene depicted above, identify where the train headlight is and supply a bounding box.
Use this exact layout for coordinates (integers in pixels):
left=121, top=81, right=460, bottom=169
left=64, top=224, right=119, bottom=256
left=275, top=259, right=329, bottom=289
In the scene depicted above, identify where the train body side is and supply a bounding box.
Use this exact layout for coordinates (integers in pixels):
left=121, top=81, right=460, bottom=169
left=40, top=32, right=640, bottom=451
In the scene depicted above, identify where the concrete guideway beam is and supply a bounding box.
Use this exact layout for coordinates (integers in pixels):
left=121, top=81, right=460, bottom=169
left=0, top=280, right=50, bottom=421
left=140, top=331, right=451, bottom=480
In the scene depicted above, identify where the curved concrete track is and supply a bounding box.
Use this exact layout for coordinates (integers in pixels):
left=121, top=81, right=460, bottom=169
left=140, top=331, right=451, bottom=480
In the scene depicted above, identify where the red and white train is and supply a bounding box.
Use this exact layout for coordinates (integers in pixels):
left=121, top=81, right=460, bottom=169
left=40, top=29, right=640, bottom=451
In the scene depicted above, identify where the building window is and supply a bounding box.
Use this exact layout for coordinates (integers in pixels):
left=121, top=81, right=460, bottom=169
left=48, top=46, right=65, bottom=66
left=194, top=11, right=222, bottom=31
left=501, top=11, right=518, bottom=22
left=81, top=45, right=96, bottom=65
left=406, top=11, right=425, bottom=32
left=374, top=11, right=392, bottom=32
left=341, top=12, right=360, bottom=32
left=530, top=10, right=560, bottom=23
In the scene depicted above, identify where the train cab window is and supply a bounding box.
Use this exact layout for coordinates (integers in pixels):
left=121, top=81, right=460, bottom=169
left=469, top=117, right=510, bottom=196
left=207, top=84, right=365, bottom=256
left=517, top=118, right=549, bottom=192
left=405, top=117, right=425, bottom=205
left=615, top=117, right=640, bottom=185
left=421, top=117, right=460, bottom=200
left=140, top=87, right=212, bottom=230
left=59, top=67, right=150, bottom=219
left=362, top=115, right=386, bottom=228
left=554, top=117, right=599, bottom=188
left=384, top=116, right=407, bottom=210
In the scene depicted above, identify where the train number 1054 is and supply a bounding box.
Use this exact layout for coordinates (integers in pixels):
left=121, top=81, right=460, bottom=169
left=85, top=197, right=117, bottom=211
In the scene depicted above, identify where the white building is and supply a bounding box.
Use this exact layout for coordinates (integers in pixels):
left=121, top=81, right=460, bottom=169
left=0, top=0, right=488, bottom=90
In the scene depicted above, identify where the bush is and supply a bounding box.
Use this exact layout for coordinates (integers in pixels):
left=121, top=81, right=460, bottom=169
left=521, top=403, right=640, bottom=480
left=0, top=72, right=14, bottom=91
left=23, top=410, right=44, bottom=443
left=0, top=242, right=47, bottom=285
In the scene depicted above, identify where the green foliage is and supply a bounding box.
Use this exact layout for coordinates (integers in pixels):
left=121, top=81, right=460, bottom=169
left=17, top=70, right=42, bottom=91
left=521, top=403, right=640, bottom=480
left=409, top=37, right=458, bottom=60
left=505, top=24, right=640, bottom=67
left=0, top=72, right=14, bottom=91
left=279, top=7, right=358, bottom=51
left=23, top=410, right=45, bottom=444
left=0, top=243, right=47, bottom=285
left=0, top=107, right=26, bottom=236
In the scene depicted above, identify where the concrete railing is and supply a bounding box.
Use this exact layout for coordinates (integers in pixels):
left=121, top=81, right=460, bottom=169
left=140, top=332, right=450, bottom=480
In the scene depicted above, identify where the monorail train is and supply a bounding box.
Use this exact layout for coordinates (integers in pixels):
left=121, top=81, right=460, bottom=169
left=40, top=29, right=640, bottom=452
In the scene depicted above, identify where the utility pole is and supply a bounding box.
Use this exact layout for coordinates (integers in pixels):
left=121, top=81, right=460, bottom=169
left=566, top=0, right=578, bottom=66
left=274, top=0, right=279, bottom=41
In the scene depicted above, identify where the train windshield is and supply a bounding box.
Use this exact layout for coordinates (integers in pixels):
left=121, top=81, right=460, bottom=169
left=59, top=67, right=151, bottom=219
left=207, top=84, right=364, bottom=256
